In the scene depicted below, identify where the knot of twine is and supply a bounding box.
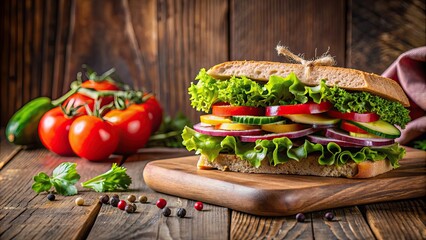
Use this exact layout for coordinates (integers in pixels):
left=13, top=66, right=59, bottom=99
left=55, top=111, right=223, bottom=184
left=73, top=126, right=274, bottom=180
left=276, top=45, right=336, bottom=79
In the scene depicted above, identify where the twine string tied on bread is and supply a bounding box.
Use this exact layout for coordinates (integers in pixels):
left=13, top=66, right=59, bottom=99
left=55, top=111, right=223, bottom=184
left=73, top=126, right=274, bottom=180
left=276, top=45, right=336, bottom=79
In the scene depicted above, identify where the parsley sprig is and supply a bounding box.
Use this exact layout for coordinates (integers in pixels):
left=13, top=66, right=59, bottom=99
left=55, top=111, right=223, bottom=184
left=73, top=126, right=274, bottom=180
left=32, top=162, right=81, bottom=196
left=32, top=163, right=132, bottom=195
left=81, top=163, right=132, bottom=192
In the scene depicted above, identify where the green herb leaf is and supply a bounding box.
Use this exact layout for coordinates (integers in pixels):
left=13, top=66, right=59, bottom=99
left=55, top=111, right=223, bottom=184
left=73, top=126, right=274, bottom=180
left=32, top=172, right=52, bottom=193
left=31, top=162, right=81, bottom=196
left=81, top=163, right=132, bottom=192
left=50, top=162, right=80, bottom=196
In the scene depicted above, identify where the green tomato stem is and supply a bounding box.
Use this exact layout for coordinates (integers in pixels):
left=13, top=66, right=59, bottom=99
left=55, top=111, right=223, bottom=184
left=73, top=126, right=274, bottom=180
left=51, top=85, right=80, bottom=106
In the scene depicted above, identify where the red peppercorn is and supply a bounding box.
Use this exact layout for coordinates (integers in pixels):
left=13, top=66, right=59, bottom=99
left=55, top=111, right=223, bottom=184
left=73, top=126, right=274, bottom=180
left=117, top=200, right=127, bottom=210
left=156, top=198, right=167, bottom=209
left=194, top=201, right=204, bottom=211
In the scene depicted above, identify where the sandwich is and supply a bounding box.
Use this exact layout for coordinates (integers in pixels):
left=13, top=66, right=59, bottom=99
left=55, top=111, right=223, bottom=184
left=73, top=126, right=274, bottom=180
left=181, top=49, right=410, bottom=178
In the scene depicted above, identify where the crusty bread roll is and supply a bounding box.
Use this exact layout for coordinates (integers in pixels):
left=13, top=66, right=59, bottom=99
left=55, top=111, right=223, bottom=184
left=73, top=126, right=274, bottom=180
left=207, top=61, right=409, bottom=107
left=197, top=154, right=393, bottom=178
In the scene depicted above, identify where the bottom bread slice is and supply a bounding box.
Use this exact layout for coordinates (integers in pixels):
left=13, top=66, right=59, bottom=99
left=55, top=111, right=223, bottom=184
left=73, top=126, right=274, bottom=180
left=197, top=154, right=393, bottom=178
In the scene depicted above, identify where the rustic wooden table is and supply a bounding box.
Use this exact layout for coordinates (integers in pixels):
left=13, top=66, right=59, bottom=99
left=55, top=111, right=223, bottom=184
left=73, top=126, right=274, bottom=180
left=1, top=139, right=425, bottom=240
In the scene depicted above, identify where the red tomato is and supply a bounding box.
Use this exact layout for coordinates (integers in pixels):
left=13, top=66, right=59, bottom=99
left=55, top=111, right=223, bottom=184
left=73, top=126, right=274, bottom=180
left=128, top=95, right=163, bottom=133
left=266, top=102, right=332, bottom=116
left=68, top=116, right=119, bottom=161
left=62, top=93, right=95, bottom=115
left=80, top=79, right=120, bottom=91
left=340, top=120, right=368, bottom=134
left=63, top=80, right=119, bottom=115
left=327, top=110, right=379, bottom=123
left=212, top=105, right=265, bottom=117
left=38, top=107, right=76, bottom=156
left=104, top=108, right=152, bottom=155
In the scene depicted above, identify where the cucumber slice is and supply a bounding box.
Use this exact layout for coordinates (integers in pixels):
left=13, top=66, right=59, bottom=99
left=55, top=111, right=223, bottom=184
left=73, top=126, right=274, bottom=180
left=232, top=116, right=283, bottom=125
left=283, top=114, right=340, bottom=125
left=348, top=120, right=400, bottom=138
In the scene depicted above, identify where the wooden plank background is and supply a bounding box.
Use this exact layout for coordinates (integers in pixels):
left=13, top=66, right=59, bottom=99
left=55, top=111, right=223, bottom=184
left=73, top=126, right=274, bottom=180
left=0, top=0, right=425, bottom=127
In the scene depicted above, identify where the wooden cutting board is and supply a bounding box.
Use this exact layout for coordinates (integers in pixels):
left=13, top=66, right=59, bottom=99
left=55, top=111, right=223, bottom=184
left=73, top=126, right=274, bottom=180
left=143, top=147, right=426, bottom=216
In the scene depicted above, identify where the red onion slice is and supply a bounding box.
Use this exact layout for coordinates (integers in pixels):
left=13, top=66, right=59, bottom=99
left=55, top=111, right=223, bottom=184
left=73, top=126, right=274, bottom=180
left=193, top=123, right=264, bottom=137
left=325, top=128, right=395, bottom=147
left=239, top=128, right=318, bottom=142
left=306, top=135, right=363, bottom=148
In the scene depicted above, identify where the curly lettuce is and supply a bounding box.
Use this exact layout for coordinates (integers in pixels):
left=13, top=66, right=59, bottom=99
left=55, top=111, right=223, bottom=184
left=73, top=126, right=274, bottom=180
left=188, top=69, right=410, bottom=127
left=182, top=127, right=405, bottom=168
left=323, top=86, right=410, bottom=127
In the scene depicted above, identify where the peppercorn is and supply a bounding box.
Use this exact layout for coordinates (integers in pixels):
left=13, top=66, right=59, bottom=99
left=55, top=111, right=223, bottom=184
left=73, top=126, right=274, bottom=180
left=139, top=195, right=148, bottom=203
left=75, top=197, right=84, bottom=206
left=99, top=195, right=110, bottom=204
left=125, top=204, right=136, bottom=213
left=117, top=200, right=127, bottom=210
left=162, top=207, right=171, bottom=217
left=112, top=194, right=120, bottom=199
left=194, top=201, right=204, bottom=211
left=296, top=213, right=305, bottom=222
left=177, top=208, right=186, bottom=218
left=127, top=194, right=136, bottom=203
left=110, top=197, right=119, bottom=207
left=156, top=198, right=167, bottom=209
left=47, top=193, right=55, bottom=201
left=324, top=212, right=334, bottom=221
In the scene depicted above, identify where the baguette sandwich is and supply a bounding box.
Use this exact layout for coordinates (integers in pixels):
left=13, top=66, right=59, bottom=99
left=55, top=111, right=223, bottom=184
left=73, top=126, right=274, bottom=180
left=182, top=53, right=410, bottom=178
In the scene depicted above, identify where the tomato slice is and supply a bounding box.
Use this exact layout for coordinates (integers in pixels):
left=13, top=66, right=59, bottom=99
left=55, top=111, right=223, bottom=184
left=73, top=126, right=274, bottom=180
left=340, top=120, right=368, bottom=134
left=266, top=101, right=332, bottom=116
left=261, top=123, right=305, bottom=133
left=212, top=105, right=265, bottom=117
left=327, top=110, right=379, bottom=123
left=200, top=115, right=232, bottom=125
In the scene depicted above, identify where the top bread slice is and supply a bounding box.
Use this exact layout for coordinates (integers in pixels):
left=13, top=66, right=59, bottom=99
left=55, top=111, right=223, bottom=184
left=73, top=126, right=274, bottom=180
left=207, top=61, right=410, bottom=107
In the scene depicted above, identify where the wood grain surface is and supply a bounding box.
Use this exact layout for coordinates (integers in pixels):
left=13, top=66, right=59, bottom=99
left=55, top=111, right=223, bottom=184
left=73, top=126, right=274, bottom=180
left=1, top=0, right=425, bottom=126
left=0, top=148, right=114, bottom=239
left=85, top=149, right=231, bottom=240
left=347, top=0, right=425, bottom=73
left=362, top=199, right=426, bottom=240
left=143, top=148, right=426, bottom=216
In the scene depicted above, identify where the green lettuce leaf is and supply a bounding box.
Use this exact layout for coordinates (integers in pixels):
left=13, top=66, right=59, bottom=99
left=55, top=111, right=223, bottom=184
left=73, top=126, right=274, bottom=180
left=188, top=69, right=410, bottom=127
left=182, top=126, right=405, bottom=168
left=323, top=86, right=410, bottom=127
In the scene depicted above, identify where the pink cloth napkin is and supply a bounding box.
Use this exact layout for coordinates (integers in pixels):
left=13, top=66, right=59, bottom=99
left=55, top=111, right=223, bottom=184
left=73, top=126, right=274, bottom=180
left=382, top=46, right=426, bottom=144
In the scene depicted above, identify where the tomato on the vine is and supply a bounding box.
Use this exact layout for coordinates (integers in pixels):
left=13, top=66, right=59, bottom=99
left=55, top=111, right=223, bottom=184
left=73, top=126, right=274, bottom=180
left=63, top=93, right=95, bottom=115
left=68, top=116, right=119, bottom=161
left=38, top=107, right=77, bottom=156
left=128, top=95, right=163, bottom=133
left=80, top=79, right=120, bottom=91
left=63, top=80, right=120, bottom=115
left=104, top=108, right=152, bottom=155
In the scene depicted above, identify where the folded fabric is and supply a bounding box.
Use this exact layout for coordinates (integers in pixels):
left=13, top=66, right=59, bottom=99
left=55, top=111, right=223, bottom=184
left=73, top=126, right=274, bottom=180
left=382, top=46, right=426, bottom=144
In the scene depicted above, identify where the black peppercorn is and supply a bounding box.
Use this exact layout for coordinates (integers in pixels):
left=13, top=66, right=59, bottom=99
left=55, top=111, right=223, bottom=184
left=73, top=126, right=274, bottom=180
left=125, top=204, right=135, bottom=213
left=324, top=212, right=334, bottom=221
left=110, top=197, right=119, bottom=207
left=47, top=193, right=55, bottom=201
left=99, top=195, right=110, bottom=204
left=112, top=194, right=119, bottom=200
left=296, top=213, right=305, bottom=222
left=162, top=207, right=171, bottom=217
left=177, top=208, right=186, bottom=218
